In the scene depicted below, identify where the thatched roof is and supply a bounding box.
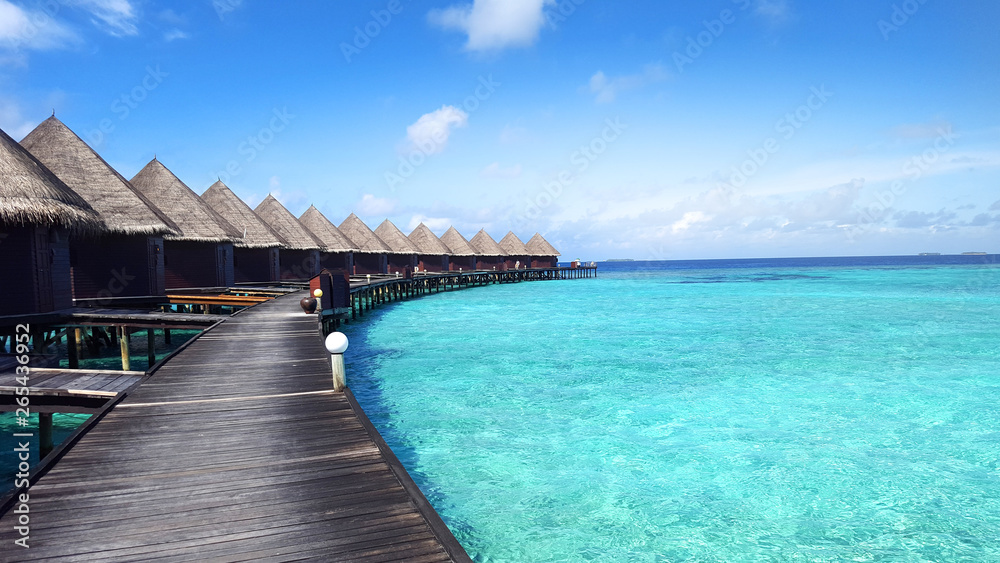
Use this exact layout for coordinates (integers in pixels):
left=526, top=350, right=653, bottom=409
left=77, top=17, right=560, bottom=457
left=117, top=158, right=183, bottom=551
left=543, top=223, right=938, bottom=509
left=439, top=226, right=476, bottom=256
left=20, top=116, right=178, bottom=237
left=299, top=206, right=358, bottom=252
left=499, top=231, right=531, bottom=255
left=469, top=229, right=504, bottom=256
left=408, top=223, right=451, bottom=255
left=130, top=159, right=241, bottom=243
left=253, top=195, right=325, bottom=251
left=526, top=233, right=560, bottom=257
left=374, top=219, right=419, bottom=254
left=338, top=213, right=391, bottom=254
left=0, top=125, right=104, bottom=234
left=201, top=181, right=287, bottom=249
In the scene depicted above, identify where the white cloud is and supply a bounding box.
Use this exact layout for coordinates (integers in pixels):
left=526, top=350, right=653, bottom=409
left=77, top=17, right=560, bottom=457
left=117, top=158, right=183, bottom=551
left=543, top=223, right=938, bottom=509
left=66, top=0, right=139, bottom=36
left=0, top=98, right=38, bottom=139
left=357, top=194, right=397, bottom=216
left=406, top=105, right=468, bottom=155
left=499, top=122, right=527, bottom=144
left=429, top=0, right=554, bottom=52
left=407, top=214, right=452, bottom=232
left=163, top=28, right=188, bottom=42
left=889, top=119, right=953, bottom=140
left=481, top=162, right=522, bottom=179
left=0, top=0, right=79, bottom=52
left=588, top=64, right=669, bottom=104
left=754, top=0, right=791, bottom=24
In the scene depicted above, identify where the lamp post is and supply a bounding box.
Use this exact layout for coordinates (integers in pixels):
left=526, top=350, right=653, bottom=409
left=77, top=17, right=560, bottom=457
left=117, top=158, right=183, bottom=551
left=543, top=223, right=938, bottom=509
left=325, top=332, right=349, bottom=392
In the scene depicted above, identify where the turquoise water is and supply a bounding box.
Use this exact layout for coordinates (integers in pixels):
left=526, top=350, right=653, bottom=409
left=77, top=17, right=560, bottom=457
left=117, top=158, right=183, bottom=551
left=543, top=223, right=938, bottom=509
left=342, top=263, right=1000, bottom=562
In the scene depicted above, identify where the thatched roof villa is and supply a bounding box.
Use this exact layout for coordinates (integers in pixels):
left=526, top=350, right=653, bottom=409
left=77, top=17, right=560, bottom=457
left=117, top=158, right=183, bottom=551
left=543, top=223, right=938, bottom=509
left=131, top=159, right=241, bottom=289
left=469, top=229, right=505, bottom=271
left=254, top=195, right=325, bottom=281
left=374, top=219, right=419, bottom=275
left=202, top=181, right=287, bottom=283
left=526, top=232, right=561, bottom=268
left=0, top=126, right=104, bottom=317
left=299, top=205, right=357, bottom=273
left=408, top=223, right=451, bottom=272
left=439, top=226, right=478, bottom=272
left=20, top=116, right=178, bottom=300
left=338, top=213, right=390, bottom=275
left=499, top=231, right=532, bottom=270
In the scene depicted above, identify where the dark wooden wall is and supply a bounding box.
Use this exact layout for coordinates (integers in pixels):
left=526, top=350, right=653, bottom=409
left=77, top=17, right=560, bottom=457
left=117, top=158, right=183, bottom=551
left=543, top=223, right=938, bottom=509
left=449, top=256, right=476, bottom=271
left=387, top=254, right=417, bottom=275
left=0, top=225, right=71, bottom=316
left=353, top=253, right=386, bottom=275
left=476, top=256, right=503, bottom=271
left=280, top=249, right=321, bottom=281
left=531, top=257, right=558, bottom=268
left=69, top=234, right=165, bottom=299
left=164, top=241, right=231, bottom=289
left=320, top=251, right=352, bottom=274
left=234, top=247, right=281, bottom=283
left=417, top=254, right=449, bottom=272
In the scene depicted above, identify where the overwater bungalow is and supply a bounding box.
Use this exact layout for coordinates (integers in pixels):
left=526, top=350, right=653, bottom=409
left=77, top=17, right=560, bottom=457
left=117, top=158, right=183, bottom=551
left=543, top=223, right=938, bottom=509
left=338, top=213, right=390, bottom=275
left=299, top=205, right=356, bottom=273
left=0, top=126, right=104, bottom=318
left=407, top=223, right=451, bottom=272
left=374, top=220, right=419, bottom=275
left=201, top=181, right=286, bottom=283
left=439, top=226, right=478, bottom=272
left=469, top=229, right=505, bottom=271
left=526, top=233, right=561, bottom=268
left=131, top=159, right=240, bottom=289
left=253, top=195, right=325, bottom=281
left=20, top=117, right=178, bottom=301
left=499, top=231, right=532, bottom=270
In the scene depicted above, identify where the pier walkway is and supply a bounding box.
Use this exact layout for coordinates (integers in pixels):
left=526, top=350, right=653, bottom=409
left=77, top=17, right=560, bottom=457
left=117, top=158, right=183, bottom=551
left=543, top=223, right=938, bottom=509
left=0, top=292, right=470, bottom=561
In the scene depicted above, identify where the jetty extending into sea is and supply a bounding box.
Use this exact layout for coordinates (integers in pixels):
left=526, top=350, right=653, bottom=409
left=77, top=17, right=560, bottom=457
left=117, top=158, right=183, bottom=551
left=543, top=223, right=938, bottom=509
left=1, top=114, right=596, bottom=558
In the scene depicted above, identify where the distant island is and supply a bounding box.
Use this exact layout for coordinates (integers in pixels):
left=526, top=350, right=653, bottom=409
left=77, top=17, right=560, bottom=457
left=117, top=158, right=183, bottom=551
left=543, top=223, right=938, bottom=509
left=605, top=259, right=635, bottom=262
left=918, top=252, right=941, bottom=256
left=962, top=252, right=988, bottom=255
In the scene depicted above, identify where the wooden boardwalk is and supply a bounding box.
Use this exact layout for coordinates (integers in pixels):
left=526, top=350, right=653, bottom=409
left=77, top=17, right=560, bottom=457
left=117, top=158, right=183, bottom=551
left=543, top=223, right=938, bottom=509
left=0, top=293, right=470, bottom=561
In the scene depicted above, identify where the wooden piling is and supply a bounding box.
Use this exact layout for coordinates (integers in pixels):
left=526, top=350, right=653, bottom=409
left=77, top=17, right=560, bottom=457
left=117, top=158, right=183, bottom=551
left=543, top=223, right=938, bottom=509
left=147, top=329, right=156, bottom=367
left=119, top=326, right=131, bottom=371
left=68, top=328, right=79, bottom=369
left=39, top=412, right=53, bottom=458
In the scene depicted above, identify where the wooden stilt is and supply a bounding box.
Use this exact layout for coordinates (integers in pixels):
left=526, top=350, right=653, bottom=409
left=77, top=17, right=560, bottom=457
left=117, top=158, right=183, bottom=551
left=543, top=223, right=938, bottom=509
left=39, top=412, right=53, bottom=458
left=119, top=327, right=131, bottom=371
left=147, top=329, right=156, bottom=367
left=68, top=328, right=79, bottom=369
left=164, top=329, right=172, bottom=345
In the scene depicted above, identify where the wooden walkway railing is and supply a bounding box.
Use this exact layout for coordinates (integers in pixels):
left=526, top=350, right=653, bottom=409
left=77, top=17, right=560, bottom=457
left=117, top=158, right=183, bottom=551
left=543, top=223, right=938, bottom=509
left=0, top=293, right=471, bottom=561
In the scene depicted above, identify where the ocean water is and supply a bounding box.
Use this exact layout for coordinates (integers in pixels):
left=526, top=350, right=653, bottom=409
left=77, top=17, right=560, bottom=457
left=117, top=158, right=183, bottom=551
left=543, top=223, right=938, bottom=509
left=342, top=257, right=1000, bottom=562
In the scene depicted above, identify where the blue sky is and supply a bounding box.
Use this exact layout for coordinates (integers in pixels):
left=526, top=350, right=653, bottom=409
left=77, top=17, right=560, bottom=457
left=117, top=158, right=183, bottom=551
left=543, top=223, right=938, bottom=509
left=2, top=0, right=998, bottom=260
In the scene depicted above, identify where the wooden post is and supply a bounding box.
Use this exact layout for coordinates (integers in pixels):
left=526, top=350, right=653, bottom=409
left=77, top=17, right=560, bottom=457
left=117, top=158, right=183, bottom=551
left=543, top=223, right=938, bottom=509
left=68, top=328, right=79, bottom=369
left=147, top=329, right=156, bottom=367
left=164, top=328, right=172, bottom=345
left=119, top=327, right=131, bottom=371
left=39, top=413, right=53, bottom=458
left=325, top=333, right=349, bottom=392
